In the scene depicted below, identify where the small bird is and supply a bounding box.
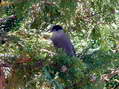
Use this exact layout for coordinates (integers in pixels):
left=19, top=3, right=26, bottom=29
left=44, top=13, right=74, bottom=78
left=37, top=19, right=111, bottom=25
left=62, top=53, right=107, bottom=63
left=50, top=25, right=76, bottom=56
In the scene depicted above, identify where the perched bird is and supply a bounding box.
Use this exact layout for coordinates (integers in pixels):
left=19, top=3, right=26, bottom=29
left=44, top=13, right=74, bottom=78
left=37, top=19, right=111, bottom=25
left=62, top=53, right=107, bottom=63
left=50, top=25, right=76, bottom=56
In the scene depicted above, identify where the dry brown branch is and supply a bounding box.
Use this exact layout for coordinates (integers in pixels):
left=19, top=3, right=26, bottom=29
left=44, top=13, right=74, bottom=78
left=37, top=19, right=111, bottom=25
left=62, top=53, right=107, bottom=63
left=101, top=68, right=119, bottom=82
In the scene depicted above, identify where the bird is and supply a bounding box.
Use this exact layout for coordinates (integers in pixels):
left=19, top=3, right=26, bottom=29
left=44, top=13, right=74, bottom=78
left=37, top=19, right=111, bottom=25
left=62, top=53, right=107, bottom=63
left=50, top=25, right=76, bottom=56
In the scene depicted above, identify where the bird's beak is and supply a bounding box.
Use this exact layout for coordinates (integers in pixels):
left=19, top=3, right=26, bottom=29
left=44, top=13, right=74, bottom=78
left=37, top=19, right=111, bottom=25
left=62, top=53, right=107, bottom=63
left=47, top=25, right=53, bottom=32
left=46, top=29, right=50, bottom=32
left=42, top=32, right=53, bottom=40
left=47, top=28, right=53, bottom=32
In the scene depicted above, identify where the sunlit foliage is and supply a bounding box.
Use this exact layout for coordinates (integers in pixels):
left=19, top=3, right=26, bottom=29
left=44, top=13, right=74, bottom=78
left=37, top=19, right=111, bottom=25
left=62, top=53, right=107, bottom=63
left=0, top=0, right=119, bottom=89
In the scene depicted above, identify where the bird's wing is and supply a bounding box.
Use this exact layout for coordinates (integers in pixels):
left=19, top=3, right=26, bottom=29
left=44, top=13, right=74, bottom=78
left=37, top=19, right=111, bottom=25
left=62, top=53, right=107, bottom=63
left=51, top=32, right=75, bottom=56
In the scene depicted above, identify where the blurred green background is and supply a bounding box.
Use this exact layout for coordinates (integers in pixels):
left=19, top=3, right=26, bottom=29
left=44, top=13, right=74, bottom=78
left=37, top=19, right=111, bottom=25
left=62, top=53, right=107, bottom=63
left=0, top=0, right=119, bottom=89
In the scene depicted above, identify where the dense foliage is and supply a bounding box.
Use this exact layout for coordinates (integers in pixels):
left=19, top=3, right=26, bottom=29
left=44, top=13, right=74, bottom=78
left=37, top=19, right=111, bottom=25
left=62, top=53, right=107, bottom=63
left=0, top=0, right=119, bottom=89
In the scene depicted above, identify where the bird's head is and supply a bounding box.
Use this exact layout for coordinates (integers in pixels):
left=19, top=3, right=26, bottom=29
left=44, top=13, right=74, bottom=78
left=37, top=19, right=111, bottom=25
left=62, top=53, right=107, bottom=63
left=50, top=25, right=63, bottom=32
left=42, top=25, right=63, bottom=39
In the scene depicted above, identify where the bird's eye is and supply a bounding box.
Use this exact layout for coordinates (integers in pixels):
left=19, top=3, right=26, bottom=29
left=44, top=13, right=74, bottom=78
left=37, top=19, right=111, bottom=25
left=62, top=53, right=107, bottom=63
left=53, top=29, right=57, bottom=31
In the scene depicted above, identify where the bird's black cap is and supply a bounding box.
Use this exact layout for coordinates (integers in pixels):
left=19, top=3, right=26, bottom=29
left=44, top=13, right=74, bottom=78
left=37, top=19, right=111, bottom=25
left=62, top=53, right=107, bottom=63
left=51, top=25, right=63, bottom=32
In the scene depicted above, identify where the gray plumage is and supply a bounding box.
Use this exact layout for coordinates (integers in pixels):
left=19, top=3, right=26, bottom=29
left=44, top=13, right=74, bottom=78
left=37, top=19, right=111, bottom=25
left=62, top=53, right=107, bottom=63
left=50, top=25, right=75, bottom=56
